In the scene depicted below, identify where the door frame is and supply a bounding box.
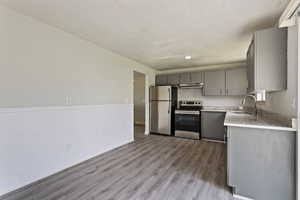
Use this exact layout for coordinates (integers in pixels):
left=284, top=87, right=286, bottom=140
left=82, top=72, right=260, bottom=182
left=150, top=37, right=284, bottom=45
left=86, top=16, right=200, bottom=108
left=297, top=14, right=300, bottom=200
left=133, top=70, right=149, bottom=136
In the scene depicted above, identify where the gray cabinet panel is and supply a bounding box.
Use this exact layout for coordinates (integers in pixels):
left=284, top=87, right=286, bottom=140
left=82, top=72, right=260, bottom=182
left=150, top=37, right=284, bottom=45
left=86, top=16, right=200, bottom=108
left=226, top=67, right=248, bottom=96
left=247, top=27, right=287, bottom=92
left=167, top=74, right=180, bottom=85
left=204, top=70, right=226, bottom=96
left=155, top=75, right=168, bottom=86
left=227, top=126, right=295, bottom=200
left=201, top=111, right=226, bottom=141
left=179, top=72, right=191, bottom=84
left=190, top=71, right=203, bottom=84
left=247, top=41, right=255, bottom=93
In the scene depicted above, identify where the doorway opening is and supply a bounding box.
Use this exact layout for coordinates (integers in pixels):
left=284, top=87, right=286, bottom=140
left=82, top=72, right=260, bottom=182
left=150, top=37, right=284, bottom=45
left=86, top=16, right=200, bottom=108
left=133, top=71, right=146, bottom=140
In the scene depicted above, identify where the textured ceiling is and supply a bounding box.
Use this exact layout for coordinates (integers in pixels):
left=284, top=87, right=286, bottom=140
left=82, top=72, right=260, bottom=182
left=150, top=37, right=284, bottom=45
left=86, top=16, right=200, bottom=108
left=0, top=0, right=289, bottom=70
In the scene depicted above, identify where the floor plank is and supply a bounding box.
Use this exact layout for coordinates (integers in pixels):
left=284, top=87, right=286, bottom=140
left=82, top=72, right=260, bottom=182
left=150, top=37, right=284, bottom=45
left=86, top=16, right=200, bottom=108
left=1, top=127, right=233, bottom=200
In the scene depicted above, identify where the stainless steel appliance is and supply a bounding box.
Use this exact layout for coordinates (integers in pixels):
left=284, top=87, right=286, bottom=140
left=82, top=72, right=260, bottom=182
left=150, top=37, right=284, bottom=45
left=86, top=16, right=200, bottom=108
left=150, top=86, right=177, bottom=135
left=179, top=83, right=204, bottom=89
left=174, top=101, right=202, bottom=140
left=179, top=100, right=202, bottom=109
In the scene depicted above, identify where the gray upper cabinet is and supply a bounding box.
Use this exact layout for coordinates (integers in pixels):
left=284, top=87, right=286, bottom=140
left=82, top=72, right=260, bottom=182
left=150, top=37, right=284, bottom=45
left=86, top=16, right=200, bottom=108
left=167, top=74, right=180, bottom=85
left=155, top=66, right=247, bottom=95
left=247, top=41, right=255, bottom=93
left=247, top=27, right=287, bottom=92
left=179, top=72, right=192, bottom=84
left=204, top=70, right=226, bottom=96
left=155, top=75, right=168, bottom=86
left=190, top=71, right=203, bottom=84
left=226, top=67, right=248, bottom=96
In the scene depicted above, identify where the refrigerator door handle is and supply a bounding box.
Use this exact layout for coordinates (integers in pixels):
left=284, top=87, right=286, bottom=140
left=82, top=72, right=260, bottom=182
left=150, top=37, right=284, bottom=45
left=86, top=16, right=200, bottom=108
left=168, top=88, right=171, bottom=113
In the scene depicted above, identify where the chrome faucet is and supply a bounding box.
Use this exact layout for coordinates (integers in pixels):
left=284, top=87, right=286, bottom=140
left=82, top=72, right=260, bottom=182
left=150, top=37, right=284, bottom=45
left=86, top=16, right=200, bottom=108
left=241, top=94, right=257, bottom=116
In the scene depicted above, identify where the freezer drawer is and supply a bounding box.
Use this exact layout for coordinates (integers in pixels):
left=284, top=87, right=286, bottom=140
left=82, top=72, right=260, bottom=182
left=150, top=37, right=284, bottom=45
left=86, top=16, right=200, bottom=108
left=150, top=101, right=171, bottom=135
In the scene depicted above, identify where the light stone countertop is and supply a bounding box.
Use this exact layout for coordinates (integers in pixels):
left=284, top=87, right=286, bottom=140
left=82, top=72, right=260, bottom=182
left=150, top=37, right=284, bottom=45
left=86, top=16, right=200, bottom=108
left=224, top=111, right=296, bottom=132
left=201, top=106, right=240, bottom=113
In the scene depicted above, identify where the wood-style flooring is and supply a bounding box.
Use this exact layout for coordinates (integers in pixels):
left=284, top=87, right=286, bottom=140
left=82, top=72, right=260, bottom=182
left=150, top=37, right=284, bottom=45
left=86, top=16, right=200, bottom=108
left=134, top=125, right=147, bottom=141
left=1, top=126, right=233, bottom=200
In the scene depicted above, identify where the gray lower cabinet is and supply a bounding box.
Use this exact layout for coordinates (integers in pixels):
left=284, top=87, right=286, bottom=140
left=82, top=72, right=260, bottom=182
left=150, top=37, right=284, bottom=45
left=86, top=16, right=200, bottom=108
left=204, top=70, right=226, bottom=96
left=227, top=126, right=295, bottom=200
left=226, top=67, right=248, bottom=96
left=201, top=111, right=226, bottom=141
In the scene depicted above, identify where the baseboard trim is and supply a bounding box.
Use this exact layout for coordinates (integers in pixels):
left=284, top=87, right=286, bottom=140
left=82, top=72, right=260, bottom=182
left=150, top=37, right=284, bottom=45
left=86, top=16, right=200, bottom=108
left=134, top=121, right=145, bottom=126
left=0, top=104, right=134, bottom=195
left=144, top=131, right=150, bottom=135
left=0, top=139, right=132, bottom=198
left=202, top=138, right=225, bottom=144
left=233, top=193, right=254, bottom=200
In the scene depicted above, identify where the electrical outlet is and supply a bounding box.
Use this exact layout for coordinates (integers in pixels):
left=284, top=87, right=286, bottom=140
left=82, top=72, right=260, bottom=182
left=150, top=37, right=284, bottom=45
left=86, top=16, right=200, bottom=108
left=65, top=96, right=72, bottom=105
left=65, top=96, right=69, bottom=105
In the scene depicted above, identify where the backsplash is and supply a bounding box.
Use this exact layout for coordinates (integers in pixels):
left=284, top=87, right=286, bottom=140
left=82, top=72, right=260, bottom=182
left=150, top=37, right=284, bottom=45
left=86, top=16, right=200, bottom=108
left=178, top=88, right=242, bottom=107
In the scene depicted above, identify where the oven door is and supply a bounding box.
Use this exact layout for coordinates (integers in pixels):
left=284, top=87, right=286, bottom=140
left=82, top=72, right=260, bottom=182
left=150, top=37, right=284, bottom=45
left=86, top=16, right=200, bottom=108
left=175, top=111, right=200, bottom=139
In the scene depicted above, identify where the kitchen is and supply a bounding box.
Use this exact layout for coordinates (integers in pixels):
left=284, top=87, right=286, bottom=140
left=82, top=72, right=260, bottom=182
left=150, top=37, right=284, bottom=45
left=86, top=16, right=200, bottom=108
left=0, top=1, right=299, bottom=200
left=150, top=26, right=297, bottom=200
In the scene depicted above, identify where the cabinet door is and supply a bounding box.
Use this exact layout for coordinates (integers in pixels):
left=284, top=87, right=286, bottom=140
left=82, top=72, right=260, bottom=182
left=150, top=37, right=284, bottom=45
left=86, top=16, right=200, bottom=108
left=226, top=67, right=248, bottom=95
left=254, top=27, right=287, bottom=91
left=204, top=70, right=226, bottom=96
left=228, top=127, right=295, bottom=200
left=179, top=72, right=191, bottom=84
left=190, top=71, right=203, bottom=84
left=247, top=28, right=287, bottom=92
left=167, top=74, right=179, bottom=85
left=247, top=41, right=255, bottom=93
left=201, top=111, right=226, bottom=141
left=155, top=75, right=168, bottom=86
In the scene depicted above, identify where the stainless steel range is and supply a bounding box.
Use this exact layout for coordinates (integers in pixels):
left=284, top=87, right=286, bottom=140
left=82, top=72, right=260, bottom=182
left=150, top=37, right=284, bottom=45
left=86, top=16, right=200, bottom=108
left=174, top=101, right=202, bottom=140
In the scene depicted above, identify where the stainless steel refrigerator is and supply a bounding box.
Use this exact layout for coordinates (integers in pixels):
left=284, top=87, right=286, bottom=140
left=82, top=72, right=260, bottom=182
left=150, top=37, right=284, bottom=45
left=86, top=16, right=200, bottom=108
left=150, top=86, right=177, bottom=135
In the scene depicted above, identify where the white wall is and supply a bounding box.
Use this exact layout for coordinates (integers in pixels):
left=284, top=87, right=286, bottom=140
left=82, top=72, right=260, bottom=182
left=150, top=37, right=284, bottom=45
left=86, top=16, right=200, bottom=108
left=134, top=71, right=145, bottom=125
left=0, top=105, right=133, bottom=195
left=257, top=26, right=298, bottom=118
left=0, top=5, right=156, bottom=195
left=178, top=89, right=242, bottom=107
